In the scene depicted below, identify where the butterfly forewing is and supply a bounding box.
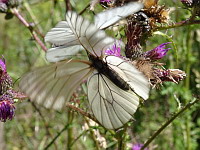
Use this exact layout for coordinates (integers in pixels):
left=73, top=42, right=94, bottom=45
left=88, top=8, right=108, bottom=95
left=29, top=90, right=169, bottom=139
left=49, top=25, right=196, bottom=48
left=95, top=2, right=144, bottom=29
left=87, top=70, right=139, bottom=129
left=19, top=60, right=93, bottom=110
left=45, top=11, right=118, bottom=62
left=45, top=21, right=79, bottom=46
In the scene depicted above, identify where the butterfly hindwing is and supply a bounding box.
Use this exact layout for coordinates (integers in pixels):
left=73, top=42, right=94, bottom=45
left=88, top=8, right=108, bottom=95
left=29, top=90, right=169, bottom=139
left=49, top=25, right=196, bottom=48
left=105, top=56, right=150, bottom=100
left=87, top=70, right=139, bottom=129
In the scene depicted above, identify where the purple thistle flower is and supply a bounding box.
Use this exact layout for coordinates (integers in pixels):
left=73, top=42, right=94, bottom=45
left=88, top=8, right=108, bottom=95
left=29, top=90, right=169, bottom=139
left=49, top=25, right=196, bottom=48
left=0, top=0, right=21, bottom=13
left=0, top=0, right=8, bottom=12
left=0, top=57, right=6, bottom=74
left=105, top=42, right=122, bottom=57
left=0, top=57, right=17, bottom=122
left=132, top=143, right=148, bottom=150
left=144, top=42, right=171, bottom=61
left=0, top=99, right=15, bottom=122
left=0, top=57, right=12, bottom=95
left=100, top=0, right=112, bottom=2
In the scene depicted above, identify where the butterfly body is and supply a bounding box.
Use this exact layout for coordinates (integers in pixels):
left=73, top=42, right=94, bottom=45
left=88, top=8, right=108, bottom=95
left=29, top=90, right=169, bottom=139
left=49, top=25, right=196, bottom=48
left=89, top=54, right=130, bottom=91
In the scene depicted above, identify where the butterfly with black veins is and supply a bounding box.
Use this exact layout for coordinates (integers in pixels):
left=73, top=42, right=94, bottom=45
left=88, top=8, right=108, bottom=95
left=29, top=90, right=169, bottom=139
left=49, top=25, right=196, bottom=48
left=19, top=11, right=150, bottom=130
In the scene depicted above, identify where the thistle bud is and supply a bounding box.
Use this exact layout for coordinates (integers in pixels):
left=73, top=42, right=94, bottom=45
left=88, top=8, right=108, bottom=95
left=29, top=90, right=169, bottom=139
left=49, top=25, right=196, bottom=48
left=0, top=96, right=15, bottom=122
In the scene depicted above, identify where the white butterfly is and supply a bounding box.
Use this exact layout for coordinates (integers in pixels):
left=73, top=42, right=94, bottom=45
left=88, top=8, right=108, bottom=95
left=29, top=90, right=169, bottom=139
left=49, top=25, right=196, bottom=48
left=19, top=11, right=149, bottom=129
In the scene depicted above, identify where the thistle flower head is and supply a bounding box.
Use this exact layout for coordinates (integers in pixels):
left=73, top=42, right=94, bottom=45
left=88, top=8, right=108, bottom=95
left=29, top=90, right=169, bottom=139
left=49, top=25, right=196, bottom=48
left=157, top=69, right=186, bottom=83
left=0, top=58, right=12, bottom=94
left=125, top=13, right=150, bottom=59
left=100, top=0, right=112, bottom=2
left=132, top=143, right=148, bottom=150
left=151, top=68, right=186, bottom=86
left=105, top=42, right=122, bottom=57
left=143, top=1, right=170, bottom=25
left=0, top=0, right=21, bottom=13
left=144, top=42, right=171, bottom=61
left=0, top=95, right=15, bottom=122
left=0, top=58, right=6, bottom=74
left=0, top=57, right=18, bottom=122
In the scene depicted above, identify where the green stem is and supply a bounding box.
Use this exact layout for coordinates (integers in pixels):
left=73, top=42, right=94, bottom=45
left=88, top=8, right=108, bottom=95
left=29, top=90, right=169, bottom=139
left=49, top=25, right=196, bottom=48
left=116, top=127, right=127, bottom=150
left=185, top=27, right=192, bottom=92
left=70, top=129, right=90, bottom=148
left=30, top=101, right=58, bottom=150
left=185, top=27, right=192, bottom=150
left=186, top=117, right=191, bottom=150
left=67, top=110, right=74, bottom=150
left=155, top=19, right=200, bottom=31
left=118, top=137, right=123, bottom=150
left=65, top=0, right=72, bottom=11
left=11, top=8, right=47, bottom=51
left=23, top=0, right=44, bottom=35
left=79, top=3, right=90, bottom=15
left=66, top=103, right=97, bottom=122
left=141, top=98, right=200, bottom=150
left=44, top=124, right=70, bottom=150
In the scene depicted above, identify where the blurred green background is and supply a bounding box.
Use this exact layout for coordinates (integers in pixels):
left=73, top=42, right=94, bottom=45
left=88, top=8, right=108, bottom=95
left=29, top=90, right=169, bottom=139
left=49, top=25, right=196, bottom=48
left=0, top=0, right=199, bottom=149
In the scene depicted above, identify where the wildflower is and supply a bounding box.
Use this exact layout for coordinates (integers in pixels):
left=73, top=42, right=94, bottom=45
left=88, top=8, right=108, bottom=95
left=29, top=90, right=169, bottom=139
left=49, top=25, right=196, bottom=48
left=0, top=58, right=6, bottom=74
left=132, top=143, right=148, bottom=150
left=125, top=0, right=170, bottom=59
left=144, top=42, right=171, bottom=61
left=0, top=57, right=12, bottom=95
left=0, top=57, right=24, bottom=122
left=143, top=1, right=170, bottom=25
left=105, top=42, right=122, bottom=57
left=154, top=69, right=186, bottom=84
left=100, top=0, right=112, bottom=2
left=82, top=119, right=107, bottom=148
left=0, top=0, right=20, bottom=13
left=0, top=95, right=15, bottom=122
left=125, top=13, right=149, bottom=59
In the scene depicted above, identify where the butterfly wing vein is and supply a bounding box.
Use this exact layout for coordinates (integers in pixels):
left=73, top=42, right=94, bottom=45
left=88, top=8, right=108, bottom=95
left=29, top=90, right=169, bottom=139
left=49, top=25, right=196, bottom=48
left=87, top=71, right=139, bottom=129
left=19, top=60, right=92, bottom=110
